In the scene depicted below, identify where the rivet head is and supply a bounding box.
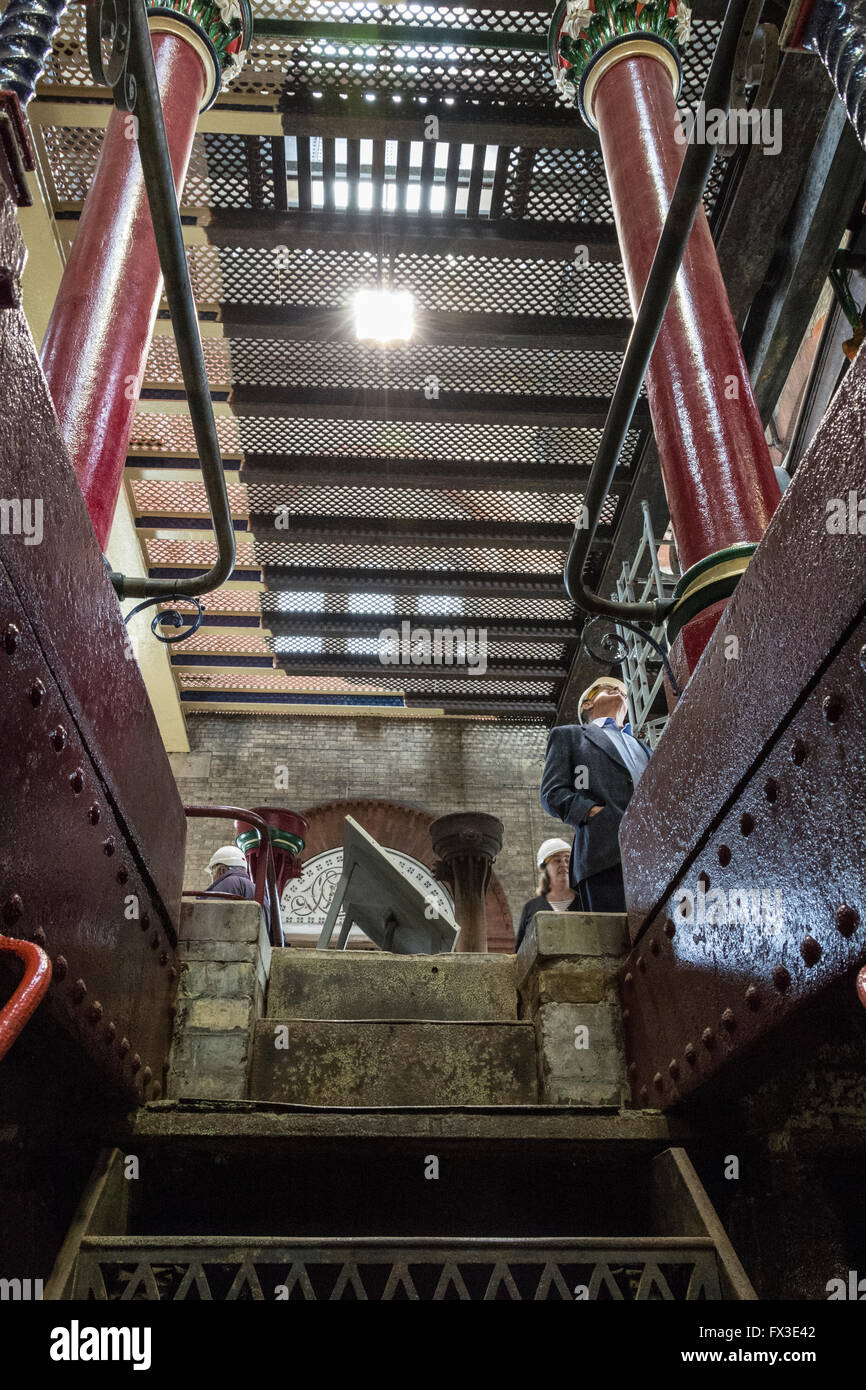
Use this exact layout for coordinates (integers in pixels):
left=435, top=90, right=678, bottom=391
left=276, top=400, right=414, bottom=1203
left=836, top=904, right=860, bottom=938
left=721, top=1008, right=736, bottom=1032
left=684, top=1043, right=697, bottom=1064
left=639, top=1085, right=648, bottom=1104
left=104, top=1022, right=116, bottom=1043
left=791, top=738, right=809, bottom=765
left=53, top=955, right=67, bottom=981
left=649, top=937, right=660, bottom=955
left=49, top=725, right=67, bottom=752
left=3, top=893, right=24, bottom=925
left=116, top=866, right=128, bottom=884
left=745, top=985, right=761, bottom=1010
left=764, top=777, right=779, bottom=803
left=130, top=1053, right=141, bottom=1073
left=653, top=1071, right=663, bottom=1091
left=822, top=693, right=844, bottom=723
left=30, top=927, right=46, bottom=948
left=119, top=1037, right=130, bottom=1057
left=664, top=918, right=676, bottom=938
left=800, top=935, right=822, bottom=966
left=717, top=844, right=731, bottom=867
left=627, top=1061, right=638, bottom=1079
left=772, top=964, right=791, bottom=992
left=3, top=622, right=20, bottom=653
left=739, top=812, right=755, bottom=836
left=29, top=679, right=45, bottom=706
left=668, top=1059, right=680, bottom=1080
left=702, top=1028, right=715, bottom=1049
left=68, top=769, right=84, bottom=794
left=88, top=804, right=100, bottom=825
left=142, top=1066, right=153, bottom=1086
left=87, top=1001, right=103, bottom=1024
left=71, top=978, right=87, bottom=1003
left=624, top=971, right=633, bottom=988
left=102, top=836, right=116, bottom=856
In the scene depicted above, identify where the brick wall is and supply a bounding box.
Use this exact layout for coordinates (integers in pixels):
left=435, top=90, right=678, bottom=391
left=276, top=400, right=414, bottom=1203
left=170, top=716, right=568, bottom=936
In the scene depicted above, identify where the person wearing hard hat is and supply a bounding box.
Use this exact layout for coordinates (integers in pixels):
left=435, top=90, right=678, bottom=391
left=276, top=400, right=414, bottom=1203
left=514, top=837, right=581, bottom=949
left=204, top=845, right=256, bottom=902
left=539, top=677, right=652, bottom=913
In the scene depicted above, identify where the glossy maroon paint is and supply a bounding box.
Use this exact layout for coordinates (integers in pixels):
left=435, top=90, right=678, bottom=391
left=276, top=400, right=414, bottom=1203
left=41, top=31, right=207, bottom=551
left=1, top=177, right=184, bottom=1101
left=593, top=54, right=781, bottom=584
left=617, top=343, right=866, bottom=1107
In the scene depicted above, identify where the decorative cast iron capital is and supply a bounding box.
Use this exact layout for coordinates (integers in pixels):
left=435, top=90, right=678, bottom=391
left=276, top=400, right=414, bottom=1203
left=147, top=0, right=253, bottom=106
left=549, top=0, right=691, bottom=127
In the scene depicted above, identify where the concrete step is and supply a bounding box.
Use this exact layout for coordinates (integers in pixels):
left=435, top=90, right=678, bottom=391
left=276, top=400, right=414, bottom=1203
left=267, top=949, right=519, bottom=1022
left=249, top=1018, right=538, bottom=1106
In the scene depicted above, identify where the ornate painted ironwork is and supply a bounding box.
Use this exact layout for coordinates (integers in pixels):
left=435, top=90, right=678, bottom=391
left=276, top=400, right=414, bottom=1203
left=549, top=0, right=692, bottom=119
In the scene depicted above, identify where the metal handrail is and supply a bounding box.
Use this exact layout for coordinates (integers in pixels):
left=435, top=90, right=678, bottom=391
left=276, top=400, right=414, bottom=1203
left=0, top=934, right=52, bottom=1061
left=97, top=0, right=236, bottom=602
left=183, top=804, right=284, bottom=947
left=562, top=0, right=754, bottom=624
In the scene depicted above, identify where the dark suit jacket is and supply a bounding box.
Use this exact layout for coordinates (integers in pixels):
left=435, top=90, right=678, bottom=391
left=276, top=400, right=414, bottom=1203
left=540, top=723, right=653, bottom=885
left=515, top=892, right=581, bottom=951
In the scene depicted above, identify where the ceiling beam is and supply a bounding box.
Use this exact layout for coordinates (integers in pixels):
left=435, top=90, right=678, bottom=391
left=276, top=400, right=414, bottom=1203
left=247, top=513, right=596, bottom=551
left=203, top=210, right=620, bottom=263
left=220, top=304, right=632, bottom=351
left=265, top=612, right=580, bottom=641
left=230, top=385, right=650, bottom=430
left=240, top=456, right=630, bottom=494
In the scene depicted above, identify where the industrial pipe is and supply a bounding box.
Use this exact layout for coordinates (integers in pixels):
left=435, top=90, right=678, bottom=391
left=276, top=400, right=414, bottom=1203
left=0, top=935, right=52, bottom=1061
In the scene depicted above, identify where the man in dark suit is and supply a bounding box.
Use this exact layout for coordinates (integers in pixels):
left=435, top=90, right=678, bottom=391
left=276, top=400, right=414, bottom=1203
left=540, top=677, right=652, bottom=913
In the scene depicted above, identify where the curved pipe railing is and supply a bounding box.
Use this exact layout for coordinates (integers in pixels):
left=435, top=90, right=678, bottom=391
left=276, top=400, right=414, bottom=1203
left=183, top=805, right=284, bottom=947
left=562, top=0, right=754, bottom=624
left=105, top=0, right=235, bottom=602
left=0, top=935, right=52, bottom=1061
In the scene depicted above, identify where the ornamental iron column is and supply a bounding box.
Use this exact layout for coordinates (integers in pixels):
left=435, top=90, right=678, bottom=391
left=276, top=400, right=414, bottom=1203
left=549, top=0, right=781, bottom=678
left=430, top=812, right=504, bottom=954
left=41, top=0, right=251, bottom=551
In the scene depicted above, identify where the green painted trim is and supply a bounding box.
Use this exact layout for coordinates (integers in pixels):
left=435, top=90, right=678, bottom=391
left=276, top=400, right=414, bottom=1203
left=671, top=542, right=758, bottom=600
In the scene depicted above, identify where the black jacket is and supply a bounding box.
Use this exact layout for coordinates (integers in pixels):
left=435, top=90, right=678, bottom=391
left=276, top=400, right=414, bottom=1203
left=540, top=723, right=652, bottom=885
left=514, top=892, right=581, bottom=951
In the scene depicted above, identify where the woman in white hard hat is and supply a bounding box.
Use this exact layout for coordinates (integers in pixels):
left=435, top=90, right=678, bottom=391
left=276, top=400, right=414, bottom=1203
left=514, top=838, right=580, bottom=950
left=204, top=845, right=256, bottom=902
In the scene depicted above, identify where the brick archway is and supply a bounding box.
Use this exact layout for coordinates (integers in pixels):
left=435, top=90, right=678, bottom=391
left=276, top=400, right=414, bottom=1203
left=299, top=797, right=514, bottom=953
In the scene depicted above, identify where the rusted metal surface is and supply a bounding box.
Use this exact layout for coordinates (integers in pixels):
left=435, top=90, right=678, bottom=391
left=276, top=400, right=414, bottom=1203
left=430, top=812, right=504, bottom=953
left=0, top=176, right=183, bottom=1100
left=618, top=343, right=866, bottom=1106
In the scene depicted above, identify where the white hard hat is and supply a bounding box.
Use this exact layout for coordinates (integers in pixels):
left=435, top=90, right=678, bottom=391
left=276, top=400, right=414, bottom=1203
left=207, top=845, right=248, bottom=871
left=536, top=837, right=571, bottom=869
left=577, top=675, right=628, bottom=722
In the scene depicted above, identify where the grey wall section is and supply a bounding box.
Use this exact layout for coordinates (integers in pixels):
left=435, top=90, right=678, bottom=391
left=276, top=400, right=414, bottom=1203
left=169, top=716, right=568, bottom=929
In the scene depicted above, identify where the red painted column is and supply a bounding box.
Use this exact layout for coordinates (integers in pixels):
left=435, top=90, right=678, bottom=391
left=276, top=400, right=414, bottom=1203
left=41, top=29, right=209, bottom=551
left=593, top=55, right=780, bottom=578
left=549, top=2, right=783, bottom=677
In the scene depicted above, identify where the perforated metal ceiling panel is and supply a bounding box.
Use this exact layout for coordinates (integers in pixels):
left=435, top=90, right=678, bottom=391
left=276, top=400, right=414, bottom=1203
left=35, top=4, right=738, bottom=716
